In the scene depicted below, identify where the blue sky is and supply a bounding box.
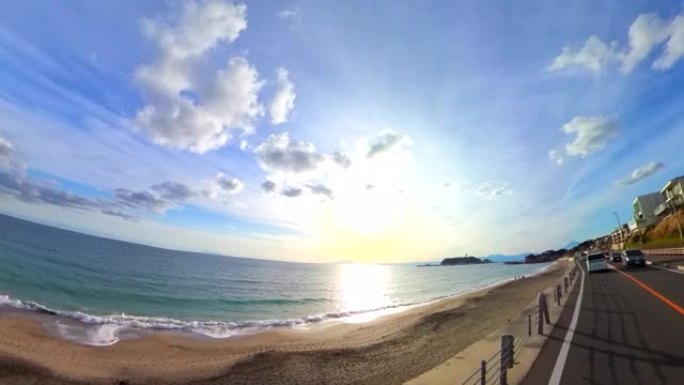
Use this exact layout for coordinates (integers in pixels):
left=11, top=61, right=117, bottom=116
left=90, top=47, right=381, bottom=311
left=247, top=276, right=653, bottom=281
left=1, top=0, right=683, bottom=262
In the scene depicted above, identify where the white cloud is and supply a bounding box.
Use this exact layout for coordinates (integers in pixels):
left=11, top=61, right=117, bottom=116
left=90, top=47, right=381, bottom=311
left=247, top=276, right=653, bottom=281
left=474, top=181, right=513, bottom=198
left=278, top=7, right=300, bottom=20
left=254, top=132, right=350, bottom=177
left=151, top=181, right=196, bottom=201
left=254, top=132, right=323, bottom=174
left=548, top=36, right=622, bottom=75
left=562, top=116, right=618, bottom=157
left=653, top=15, right=684, bottom=70
left=306, top=184, right=334, bottom=200
left=134, top=1, right=266, bottom=153
left=617, top=162, right=665, bottom=186
left=278, top=7, right=302, bottom=28
left=213, top=173, right=244, bottom=195
left=269, top=67, right=296, bottom=125
left=239, top=139, right=249, bottom=151
left=548, top=149, right=564, bottom=165
left=622, top=13, right=670, bottom=73
left=550, top=12, right=684, bottom=75
left=0, top=137, right=17, bottom=170
left=366, top=130, right=411, bottom=158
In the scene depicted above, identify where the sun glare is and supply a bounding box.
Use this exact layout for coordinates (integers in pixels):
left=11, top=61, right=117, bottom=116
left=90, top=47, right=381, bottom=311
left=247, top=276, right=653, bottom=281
left=336, top=263, right=391, bottom=312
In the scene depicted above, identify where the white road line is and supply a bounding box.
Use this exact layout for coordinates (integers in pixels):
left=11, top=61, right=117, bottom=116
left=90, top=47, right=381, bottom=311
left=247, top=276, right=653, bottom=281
left=649, top=264, right=684, bottom=276
left=548, top=262, right=585, bottom=385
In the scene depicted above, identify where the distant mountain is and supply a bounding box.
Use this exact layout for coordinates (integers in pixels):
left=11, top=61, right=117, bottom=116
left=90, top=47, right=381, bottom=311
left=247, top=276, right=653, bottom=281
left=563, top=240, right=580, bottom=249
left=484, top=253, right=531, bottom=263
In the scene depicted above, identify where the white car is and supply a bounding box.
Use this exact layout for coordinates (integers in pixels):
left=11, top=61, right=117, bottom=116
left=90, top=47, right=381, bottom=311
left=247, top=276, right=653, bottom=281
left=586, top=252, right=608, bottom=273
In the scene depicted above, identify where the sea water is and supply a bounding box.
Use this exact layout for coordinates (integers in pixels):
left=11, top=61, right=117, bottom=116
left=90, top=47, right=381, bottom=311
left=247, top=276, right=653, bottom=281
left=0, top=214, right=550, bottom=345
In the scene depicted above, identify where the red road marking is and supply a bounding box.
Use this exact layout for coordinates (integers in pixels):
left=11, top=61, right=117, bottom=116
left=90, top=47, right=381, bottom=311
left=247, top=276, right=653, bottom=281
left=613, top=266, right=684, bottom=317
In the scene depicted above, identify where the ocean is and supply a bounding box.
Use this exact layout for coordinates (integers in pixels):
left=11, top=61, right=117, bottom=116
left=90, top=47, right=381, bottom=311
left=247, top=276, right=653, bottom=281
left=0, top=214, right=550, bottom=346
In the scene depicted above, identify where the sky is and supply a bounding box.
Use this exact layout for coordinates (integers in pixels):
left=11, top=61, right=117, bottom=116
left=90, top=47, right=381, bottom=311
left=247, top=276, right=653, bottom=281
left=1, top=0, right=684, bottom=263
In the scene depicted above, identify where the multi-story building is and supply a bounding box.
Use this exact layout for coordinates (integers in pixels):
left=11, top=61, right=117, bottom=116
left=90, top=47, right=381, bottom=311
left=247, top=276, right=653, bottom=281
left=633, top=192, right=665, bottom=229
left=655, top=176, right=684, bottom=216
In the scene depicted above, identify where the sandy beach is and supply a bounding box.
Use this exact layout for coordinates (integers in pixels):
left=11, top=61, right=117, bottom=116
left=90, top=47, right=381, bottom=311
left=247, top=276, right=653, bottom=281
left=0, top=260, right=568, bottom=385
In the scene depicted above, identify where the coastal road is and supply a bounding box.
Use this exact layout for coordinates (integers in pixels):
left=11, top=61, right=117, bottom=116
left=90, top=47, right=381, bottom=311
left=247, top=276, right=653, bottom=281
left=523, top=258, right=684, bottom=385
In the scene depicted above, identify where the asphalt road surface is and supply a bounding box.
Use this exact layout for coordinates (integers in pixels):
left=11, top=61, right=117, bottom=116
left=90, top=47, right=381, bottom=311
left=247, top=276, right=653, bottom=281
left=523, top=259, right=684, bottom=385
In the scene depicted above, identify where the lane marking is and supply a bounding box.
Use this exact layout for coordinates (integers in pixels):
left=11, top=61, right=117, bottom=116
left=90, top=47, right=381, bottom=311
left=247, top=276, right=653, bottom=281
left=548, top=262, right=585, bottom=385
left=649, top=264, right=684, bottom=276
left=610, top=265, right=684, bottom=317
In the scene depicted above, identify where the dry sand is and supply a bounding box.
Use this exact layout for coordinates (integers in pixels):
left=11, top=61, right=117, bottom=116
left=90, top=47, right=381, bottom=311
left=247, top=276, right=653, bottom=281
left=0, top=260, right=568, bottom=385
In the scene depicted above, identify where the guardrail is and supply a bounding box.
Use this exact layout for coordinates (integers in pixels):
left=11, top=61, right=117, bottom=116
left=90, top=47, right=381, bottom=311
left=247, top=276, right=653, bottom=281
left=642, top=247, right=684, bottom=256
left=459, top=266, right=580, bottom=385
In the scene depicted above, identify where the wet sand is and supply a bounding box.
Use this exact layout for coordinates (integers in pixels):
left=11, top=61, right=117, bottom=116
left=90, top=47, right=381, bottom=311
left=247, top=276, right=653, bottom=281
left=0, top=260, right=568, bottom=385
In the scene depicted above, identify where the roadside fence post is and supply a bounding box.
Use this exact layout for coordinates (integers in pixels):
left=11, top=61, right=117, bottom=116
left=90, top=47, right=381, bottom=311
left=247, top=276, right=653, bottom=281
left=480, top=360, right=486, bottom=385
left=543, top=293, right=550, bottom=324
left=500, top=334, right=514, bottom=385
left=528, top=314, right=532, bottom=337
left=537, top=293, right=546, bottom=334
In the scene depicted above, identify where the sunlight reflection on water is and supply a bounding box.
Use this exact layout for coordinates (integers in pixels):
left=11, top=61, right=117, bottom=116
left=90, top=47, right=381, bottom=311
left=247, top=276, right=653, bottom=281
left=336, top=263, right=391, bottom=314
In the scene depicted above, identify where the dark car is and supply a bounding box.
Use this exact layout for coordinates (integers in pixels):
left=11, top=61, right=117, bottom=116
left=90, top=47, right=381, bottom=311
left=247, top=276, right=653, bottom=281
left=622, top=249, right=646, bottom=267
left=609, top=252, right=622, bottom=262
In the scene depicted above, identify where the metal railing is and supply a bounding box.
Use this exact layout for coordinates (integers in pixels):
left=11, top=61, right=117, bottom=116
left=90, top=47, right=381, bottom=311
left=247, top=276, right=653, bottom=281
left=642, top=247, right=684, bottom=256
left=459, top=266, right=580, bottom=385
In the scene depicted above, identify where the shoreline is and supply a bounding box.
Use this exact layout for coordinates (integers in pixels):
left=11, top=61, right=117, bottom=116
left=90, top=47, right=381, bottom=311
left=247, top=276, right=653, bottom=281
left=0, top=262, right=554, bottom=346
left=0, top=260, right=568, bottom=385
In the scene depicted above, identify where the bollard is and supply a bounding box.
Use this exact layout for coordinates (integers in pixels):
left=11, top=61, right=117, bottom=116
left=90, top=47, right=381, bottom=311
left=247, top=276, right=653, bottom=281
left=564, top=277, right=569, bottom=293
left=481, top=360, right=486, bottom=385
left=556, top=285, right=562, bottom=306
left=500, top=334, right=514, bottom=385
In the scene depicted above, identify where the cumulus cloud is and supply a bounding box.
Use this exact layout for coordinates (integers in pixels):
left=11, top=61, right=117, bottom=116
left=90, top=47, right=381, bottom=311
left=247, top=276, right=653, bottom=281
left=548, top=36, right=622, bottom=75
left=254, top=132, right=322, bottom=174
left=0, top=136, right=110, bottom=213
left=261, top=180, right=276, bottom=194
left=306, top=184, right=333, bottom=200
left=115, top=188, right=176, bottom=213
left=330, top=151, right=352, bottom=168
left=151, top=181, right=196, bottom=201
left=549, top=12, right=684, bottom=75
left=474, top=181, right=513, bottom=198
left=366, top=130, right=411, bottom=158
left=134, top=1, right=267, bottom=153
left=622, top=13, right=670, bottom=73
left=0, top=171, right=101, bottom=211
left=561, top=116, right=618, bottom=157
left=269, top=67, right=296, bottom=125
left=653, top=15, right=684, bottom=70
left=0, top=137, right=16, bottom=169
left=214, top=173, right=244, bottom=194
left=281, top=187, right=303, bottom=198
left=617, top=162, right=665, bottom=186
left=547, top=116, right=618, bottom=164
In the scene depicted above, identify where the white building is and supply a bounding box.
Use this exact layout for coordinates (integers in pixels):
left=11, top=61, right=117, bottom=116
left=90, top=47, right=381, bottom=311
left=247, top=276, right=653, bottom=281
left=633, top=192, right=664, bottom=229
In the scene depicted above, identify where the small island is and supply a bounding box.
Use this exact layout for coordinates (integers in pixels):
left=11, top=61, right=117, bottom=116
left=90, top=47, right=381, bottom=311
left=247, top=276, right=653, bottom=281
left=440, top=256, right=492, bottom=266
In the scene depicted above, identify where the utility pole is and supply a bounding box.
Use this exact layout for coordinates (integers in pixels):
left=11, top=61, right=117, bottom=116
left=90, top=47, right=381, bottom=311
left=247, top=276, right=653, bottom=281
left=667, top=200, right=683, bottom=240
left=613, top=212, right=624, bottom=247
